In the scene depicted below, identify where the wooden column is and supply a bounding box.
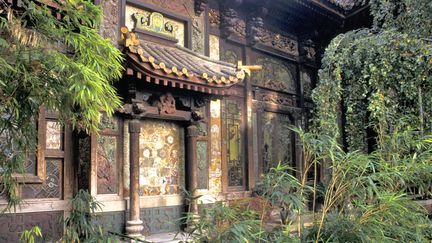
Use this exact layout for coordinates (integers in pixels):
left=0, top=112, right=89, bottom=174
left=126, top=119, right=144, bottom=238
left=186, top=124, right=199, bottom=214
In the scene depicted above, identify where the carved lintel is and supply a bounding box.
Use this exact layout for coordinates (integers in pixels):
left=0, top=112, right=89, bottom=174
left=194, top=0, right=208, bottom=16
left=156, top=93, right=176, bottom=115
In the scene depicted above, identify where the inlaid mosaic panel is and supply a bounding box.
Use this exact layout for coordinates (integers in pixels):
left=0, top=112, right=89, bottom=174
left=22, top=160, right=62, bottom=199
left=252, top=56, right=296, bottom=93
left=125, top=5, right=185, bottom=47
left=46, top=120, right=62, bottom=150
left=139, top=120, right=185, bottom=196
left=97, top=136, right=118, bottom=194
left=209, top=100, right=222, bottom=194
left=197, top=141, right=208, bottom=189
left=123, top=122, right=130, bottom=195
left=262, top=112, right=293, bottom=173
left=223, top=99, right=244, bottom=187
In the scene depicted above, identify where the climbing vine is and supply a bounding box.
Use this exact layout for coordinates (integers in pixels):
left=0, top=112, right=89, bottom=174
left=313, top=0, right=432, bottom=151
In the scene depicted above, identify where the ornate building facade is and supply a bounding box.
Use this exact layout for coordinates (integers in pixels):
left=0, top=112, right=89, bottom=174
left=0, top=0, right=368, bottom=240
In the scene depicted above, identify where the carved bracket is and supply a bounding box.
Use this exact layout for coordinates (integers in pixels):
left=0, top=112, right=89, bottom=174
left=220, top=7, right=245, bottom=39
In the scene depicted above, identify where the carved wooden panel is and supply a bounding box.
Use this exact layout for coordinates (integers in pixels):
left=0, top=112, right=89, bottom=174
left=139, top=120, right=185, bottom=196
left=192, top=14, right=205, bottom=55
left=0, top=211, right=63, bottom=242
left=301, top=70, right=313, bottom=98
left=261, top=112, right=294, bottom=173
left=209, top=34, right=220, bottom=60
left=197, top=140, right=208, bottom=189
left=252, top=56, right=296, bottom=93
left=97, top=136, right=118, bottom=194
left=255, top=89, right=296, bottom=107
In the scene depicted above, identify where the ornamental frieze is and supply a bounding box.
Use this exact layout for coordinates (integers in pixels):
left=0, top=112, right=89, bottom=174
left=255, top=28, right=298, bottom=56
left=255, top=90, right=296, bottom=107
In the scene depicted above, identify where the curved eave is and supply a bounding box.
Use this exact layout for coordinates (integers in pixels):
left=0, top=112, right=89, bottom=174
left=125, top=52, right=242, bottom=96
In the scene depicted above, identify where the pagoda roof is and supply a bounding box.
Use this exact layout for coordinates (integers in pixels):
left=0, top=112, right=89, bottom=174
left=121, top=27, right=251, bottom=95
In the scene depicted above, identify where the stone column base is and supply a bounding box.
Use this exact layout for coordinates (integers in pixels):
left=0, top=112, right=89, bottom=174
left=126, top=219, right=144, bottom=239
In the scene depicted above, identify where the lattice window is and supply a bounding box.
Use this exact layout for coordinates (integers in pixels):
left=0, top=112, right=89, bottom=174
left=21, top=108, right=64, bottom=199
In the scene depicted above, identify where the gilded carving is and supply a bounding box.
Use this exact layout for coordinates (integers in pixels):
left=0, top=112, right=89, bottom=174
left=208, top=9, right=220, bottom=27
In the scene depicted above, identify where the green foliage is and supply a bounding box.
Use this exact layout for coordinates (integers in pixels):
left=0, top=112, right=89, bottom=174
left=181, top=201, right=264, bottom=242
left=62, top=189, right=117, bottom=242
left=0, top=0, right=123, bottom=209
left=313, top=0, right=432, bottom=151
left=255, top=162, right=310, bottom=225
left=20, top=226, right=42, bottom=243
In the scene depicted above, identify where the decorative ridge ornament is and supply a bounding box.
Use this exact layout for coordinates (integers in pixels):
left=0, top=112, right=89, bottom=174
left=237, top=61, right=262, bottom=77
left=120, top=27, right=261, bottom=87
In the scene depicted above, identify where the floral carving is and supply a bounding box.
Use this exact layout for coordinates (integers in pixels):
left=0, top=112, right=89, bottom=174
left=156, top=93, right=176, bottom=114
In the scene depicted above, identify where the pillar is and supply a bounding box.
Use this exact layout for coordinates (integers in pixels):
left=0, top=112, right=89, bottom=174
left=126, top=119, right=144, bottom=238
left=186, top=124, right=199, bottom=214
